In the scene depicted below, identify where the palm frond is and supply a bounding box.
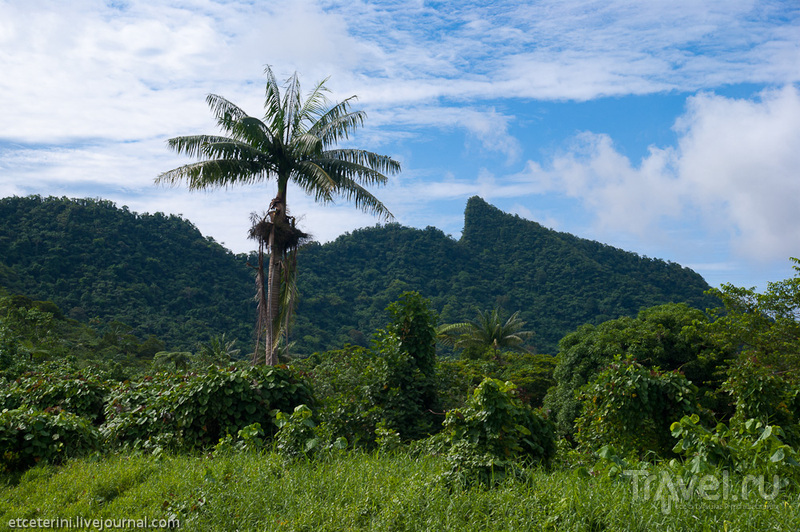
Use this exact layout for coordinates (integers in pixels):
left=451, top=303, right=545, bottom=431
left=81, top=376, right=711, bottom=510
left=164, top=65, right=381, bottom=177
left=292, top=161, right=337, bottom=203
left=436, top=322, right=471, bottom=346
left=291, top=132, right=324, bottom=157
left=316, top=159, right=390, bottom=190
left=309, top=98, right=366, bottom=146
left=327, top=175, right=394, bottom=221
left=294, top=77, right=331, bottom=136
left=206, top=94, right=248, bottom=132
left=263, top=65, right=285, bottom=136
left=163, top=135, right=235, bottom=159
left=157, top=159, right=270, bottom=190
left=196, top=139, right=263, bottom=161
left=323, top=149, right=402, bottom=179
left=282, top=71, right=302, bottom=143
left=438, top=308, right=534, bottom=357
left=221, top=115, right=274, bottom=148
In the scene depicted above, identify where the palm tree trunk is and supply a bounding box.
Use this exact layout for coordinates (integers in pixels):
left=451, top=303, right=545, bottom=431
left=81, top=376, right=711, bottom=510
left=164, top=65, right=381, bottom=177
left=265, top=192, right=286, bottom=365
left=252, top=243, right=267, bottom=365
left=266, top=244, right=282, bottom=365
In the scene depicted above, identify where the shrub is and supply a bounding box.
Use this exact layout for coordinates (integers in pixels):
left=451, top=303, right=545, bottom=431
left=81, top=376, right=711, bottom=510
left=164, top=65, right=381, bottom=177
left=294, top=345, right=386, bottom=448
left=0, top=366, right=110, bottom=424
left=0, top=407, right=100, bottom=472
left=440, top=378, right=555, bottom=486
left=544, top=304, right=732, bottom=440
left=275, top=404, right=318, bottom=460
left=375, top=291, right=439, bottom=439
left=438, top=353, right=557, bottom=410
left=213, top=422, right=266, bottom=455
left=574, top=356, right=702, bottom=457
left=722, top=359, right=800, bottom=446
left=295, top=292, right=440, bottom=446
left=102, top=365, right=313, bottom=452
left=670, top=414, right=800, bottom=483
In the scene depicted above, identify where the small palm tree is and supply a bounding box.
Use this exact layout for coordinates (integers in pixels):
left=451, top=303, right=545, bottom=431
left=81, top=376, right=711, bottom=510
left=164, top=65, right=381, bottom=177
left=197, top=333, right=241, bottom=365
left=157, top=66, right=400, bottom=365
left=153, top=351, right=193, bottom=371
left=438, top=308, right=534, bottom=359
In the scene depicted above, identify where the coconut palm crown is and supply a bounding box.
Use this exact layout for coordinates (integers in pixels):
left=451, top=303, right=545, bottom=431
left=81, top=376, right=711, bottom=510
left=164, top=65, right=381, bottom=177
left=157, top=66, right=401, bottom=364
left=438, top=308, right=534, bottom=359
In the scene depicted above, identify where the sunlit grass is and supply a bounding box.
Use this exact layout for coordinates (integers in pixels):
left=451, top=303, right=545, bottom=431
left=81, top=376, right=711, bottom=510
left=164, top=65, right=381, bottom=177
left=2, top=451, right=799, bottom=531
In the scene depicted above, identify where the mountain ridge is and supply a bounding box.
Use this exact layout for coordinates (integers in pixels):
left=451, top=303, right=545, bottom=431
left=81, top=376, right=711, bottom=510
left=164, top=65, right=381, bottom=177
left=292, top=196, right=714, bottom=353
left=0, top=195, right=714, bottom=355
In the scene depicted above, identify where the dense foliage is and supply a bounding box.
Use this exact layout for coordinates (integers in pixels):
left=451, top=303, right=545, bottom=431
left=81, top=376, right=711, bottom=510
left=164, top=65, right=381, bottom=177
left=574, top=357, right=702, bottom=457
left=441, top=378, right=556, bottom=486
left=0, top=292, right=160, bottom=378
left=294, top=197, right=715, bottom=355
left=0, top=363, right=110, bottom=424
left=294, top=291, right=440, bottom=444
left=544, top=302, right=733, bottom=439
left=0, top=196, right=253, bottom=351
left=0, top=407, right=100, bottom=472
left=102, top=365, right=313, bottom=452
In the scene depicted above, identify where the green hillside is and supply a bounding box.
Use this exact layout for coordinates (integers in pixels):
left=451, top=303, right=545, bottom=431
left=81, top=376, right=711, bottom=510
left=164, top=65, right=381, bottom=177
left=0, top=195, right=254, bottom=351
left=293, top=196, right=715, bottom=354
left=0, top=195, right=715, bottom=355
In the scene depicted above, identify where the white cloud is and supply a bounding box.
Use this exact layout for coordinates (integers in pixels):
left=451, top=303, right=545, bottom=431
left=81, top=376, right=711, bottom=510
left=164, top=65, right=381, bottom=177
left=497, top=86, right=800, bottom=263
left=376, top=105, right=522, bottom=161
left=4, top=0, right=796, bottom=147
left=675, top=86, right=800, bottom=259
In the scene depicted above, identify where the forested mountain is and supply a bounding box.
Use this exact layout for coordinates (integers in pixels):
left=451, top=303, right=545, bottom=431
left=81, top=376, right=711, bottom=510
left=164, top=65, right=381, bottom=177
left=293, top=196, right=715, bottom=354
left=0, top=195, right=715, bottom=355
left=0, top=196, right=253, bottom=350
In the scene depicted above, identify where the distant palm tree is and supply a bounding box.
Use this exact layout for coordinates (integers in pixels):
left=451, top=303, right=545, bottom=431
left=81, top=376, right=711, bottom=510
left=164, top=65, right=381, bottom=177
left=157, top=66, right=400, bottom=365
left=197, top=333, right=240, bottom=365
left=438, top=308, right=534, bottom=359
left=153, top=351, right=193, bottom=371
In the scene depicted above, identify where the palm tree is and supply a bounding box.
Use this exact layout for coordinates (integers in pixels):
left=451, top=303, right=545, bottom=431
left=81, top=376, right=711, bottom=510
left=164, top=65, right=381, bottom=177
left=153, top=351, right=193, bottom=371
left=157, top=66, right=400, bottom=365
left=438, top=308, right=534, bottom=359
left=197, top=333, right=241, bottom=365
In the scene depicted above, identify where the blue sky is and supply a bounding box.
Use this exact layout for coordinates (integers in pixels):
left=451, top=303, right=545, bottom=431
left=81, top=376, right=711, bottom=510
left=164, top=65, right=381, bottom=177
left=1, top=0, right=799, bottom=290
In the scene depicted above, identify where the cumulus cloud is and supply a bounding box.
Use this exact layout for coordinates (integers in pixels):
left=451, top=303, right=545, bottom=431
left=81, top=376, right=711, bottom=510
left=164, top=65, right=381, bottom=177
left=499, top=86, right=800, bottom=263
left=675, top=86, right=800, bottom=259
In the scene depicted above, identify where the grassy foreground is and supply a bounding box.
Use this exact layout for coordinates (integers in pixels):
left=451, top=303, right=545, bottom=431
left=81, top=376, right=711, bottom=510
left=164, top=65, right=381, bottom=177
left=1, top=451, right=799, bottom=531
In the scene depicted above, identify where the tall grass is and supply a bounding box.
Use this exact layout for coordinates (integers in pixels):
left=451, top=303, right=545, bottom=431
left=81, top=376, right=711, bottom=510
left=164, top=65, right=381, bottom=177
left=2, top=451, right=799, bottom=531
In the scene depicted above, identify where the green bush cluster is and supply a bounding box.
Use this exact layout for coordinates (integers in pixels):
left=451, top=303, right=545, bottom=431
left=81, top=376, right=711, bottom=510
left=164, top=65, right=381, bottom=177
left=440, top=378, right=555, bottom=486
left=0, top=407, right=100, bottom=472
left=102, top=365, right=313, bottom=452
left=574, top=357, right=702, bottom=457
left=296, top=291, right=440, bottom=446
left=670, top=414, right=800, bottom=484
left=275, top=404, right=319, bottom=460
left=0, top=364, right=110, bottom=424
left=544, top=303, right=732, bottom=441
left=213, top=422, right=266, bottom=455
left=722, top=359, right=800, bottom=446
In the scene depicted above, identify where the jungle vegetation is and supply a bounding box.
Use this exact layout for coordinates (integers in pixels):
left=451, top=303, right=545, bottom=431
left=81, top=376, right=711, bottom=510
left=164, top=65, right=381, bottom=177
left=1, top=261, right=799, bottom=529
